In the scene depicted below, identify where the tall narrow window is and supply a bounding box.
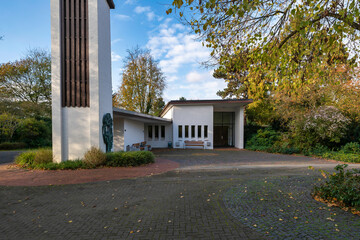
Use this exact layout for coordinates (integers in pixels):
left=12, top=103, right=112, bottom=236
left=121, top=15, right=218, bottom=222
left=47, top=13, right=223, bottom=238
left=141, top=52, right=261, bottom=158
left=148, top=126, right=153, bottom=139
left=61, top=0, right=89, bottom=107
left=178, top=125, right=183, bottom=138
left=198, top=126, right=202, bottom=138
left=155, top=125, right=159, bottom=139
left=191, top=125, right=195, bottom=138
left=161, top=126, right=165, bottom=138
left=185, top=125, right=189, bottom=138
left=204, top=125, right=208, bottom=138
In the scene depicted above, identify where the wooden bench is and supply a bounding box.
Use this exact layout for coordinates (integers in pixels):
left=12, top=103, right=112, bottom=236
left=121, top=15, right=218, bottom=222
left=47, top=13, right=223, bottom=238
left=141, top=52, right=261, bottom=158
left=184, top=140, right=205, bottom=149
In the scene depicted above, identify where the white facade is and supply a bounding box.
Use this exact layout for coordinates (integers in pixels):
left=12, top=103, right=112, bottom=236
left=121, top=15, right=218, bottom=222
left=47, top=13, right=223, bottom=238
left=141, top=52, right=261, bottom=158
left=112, top=100, right=250, bottom=151
left=172, top=105, right=214, bottom=149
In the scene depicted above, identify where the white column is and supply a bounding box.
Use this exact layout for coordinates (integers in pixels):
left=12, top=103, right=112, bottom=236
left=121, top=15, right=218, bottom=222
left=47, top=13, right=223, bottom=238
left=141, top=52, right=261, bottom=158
left=235, top=106, right=245, bottom=149
left=51, top=0, right=62, bottom=163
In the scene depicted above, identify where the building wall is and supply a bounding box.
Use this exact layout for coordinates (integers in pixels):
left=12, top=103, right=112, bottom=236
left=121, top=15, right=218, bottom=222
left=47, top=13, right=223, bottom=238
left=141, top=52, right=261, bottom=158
left=145, top=124, right=173, bottom=148
left=123, top=119, right=145, bottom=150
left=113, top=117, right=124, bottom=151
left=234, top=106, right=245, bottom=149
left=162, top=108, right=173, bottom=120
left=172, top=105, right=214, bottom=149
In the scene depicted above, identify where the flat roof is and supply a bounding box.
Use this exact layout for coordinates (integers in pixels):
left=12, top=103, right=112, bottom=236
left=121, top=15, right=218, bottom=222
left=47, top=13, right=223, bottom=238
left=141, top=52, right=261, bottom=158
left=107, top=0, right=115, bottom=9
left=113, top=107, right=172, bottom=124
left=160, top=99, right=253, bottom=117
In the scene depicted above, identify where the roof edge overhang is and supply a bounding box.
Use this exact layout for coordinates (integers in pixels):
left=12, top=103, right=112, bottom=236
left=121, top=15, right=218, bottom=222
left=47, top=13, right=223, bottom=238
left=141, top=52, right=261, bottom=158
left=113, top=107, right=172, bottom=124
left=160, top=99, right=253, bottom=117
left=107, top=0, right=115, bottom=9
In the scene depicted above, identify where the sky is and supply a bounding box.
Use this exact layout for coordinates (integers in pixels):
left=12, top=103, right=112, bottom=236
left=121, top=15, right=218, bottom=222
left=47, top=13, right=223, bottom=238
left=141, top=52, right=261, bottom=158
left=0, top=0, right=226, bottom=102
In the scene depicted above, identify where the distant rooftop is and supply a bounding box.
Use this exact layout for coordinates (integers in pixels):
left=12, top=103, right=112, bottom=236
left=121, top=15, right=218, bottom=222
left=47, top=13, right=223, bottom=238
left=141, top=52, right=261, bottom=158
left=160, top=99, right=253, bottom=117
left=113, top=107, right=172, bottom=124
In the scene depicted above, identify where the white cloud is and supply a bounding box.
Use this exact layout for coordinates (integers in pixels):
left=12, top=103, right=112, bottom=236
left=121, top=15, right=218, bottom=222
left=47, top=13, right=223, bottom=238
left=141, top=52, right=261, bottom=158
left=114, top=14, right=131, bottom=21
left=186, top=70, right=214, bottom=83
left=134, top=6, right=151, bottom=14
left=124, top=0, right=137, bottom=4
left=146, top=20, right=211, bottom=75
left=111, top=38, right=122, bottom=45
left=111, top=52, right=122, bottom=62
left=134, top=6, right=161, bottom=21
left=145, top=19, right=225, bottom=101
left=146, top=12, right=156, bottom=21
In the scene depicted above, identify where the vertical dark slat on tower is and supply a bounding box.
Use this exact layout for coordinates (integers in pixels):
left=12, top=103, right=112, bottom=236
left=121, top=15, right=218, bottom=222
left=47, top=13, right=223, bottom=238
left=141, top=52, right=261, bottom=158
left=70, top=0, right=76, bottom=106
left=75, top=0, right=81, bottom=106
left=85, top=0, right=89, bottom=107
left=61, top=1, right=66, bottom=107
left=61, top=0, right=89, bottom=107
left=65, top=0, right=71, bottom=107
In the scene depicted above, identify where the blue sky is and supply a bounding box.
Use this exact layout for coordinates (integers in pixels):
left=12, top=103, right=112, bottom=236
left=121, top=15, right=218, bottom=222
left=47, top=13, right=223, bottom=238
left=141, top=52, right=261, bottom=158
left=0, top=0, right=226, bottom=102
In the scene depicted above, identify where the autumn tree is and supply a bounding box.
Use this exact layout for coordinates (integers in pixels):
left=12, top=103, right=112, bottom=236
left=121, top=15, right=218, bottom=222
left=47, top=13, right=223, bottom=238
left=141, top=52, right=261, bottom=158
left=168, top=0, right=360, bottom=124
left=113, top=47, right=166, bottom=116
left=0, top=49, right=51, bottom=117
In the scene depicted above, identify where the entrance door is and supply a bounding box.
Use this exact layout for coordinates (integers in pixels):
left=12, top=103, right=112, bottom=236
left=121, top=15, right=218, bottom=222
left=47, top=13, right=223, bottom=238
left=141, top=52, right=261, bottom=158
left=213, top=112, right=234, bottom=147
left=214, top=126, right=229, bottom=147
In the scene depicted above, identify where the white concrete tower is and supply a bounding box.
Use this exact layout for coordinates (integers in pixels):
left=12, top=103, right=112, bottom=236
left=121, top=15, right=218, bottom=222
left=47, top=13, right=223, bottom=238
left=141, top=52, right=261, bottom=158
left=51, top=0, right=115, bottom=162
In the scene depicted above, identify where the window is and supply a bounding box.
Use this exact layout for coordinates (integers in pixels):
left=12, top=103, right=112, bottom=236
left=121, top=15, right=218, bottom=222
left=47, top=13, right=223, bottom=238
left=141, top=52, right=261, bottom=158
left=185, top=125, right=189, bottom=138
left=198, top=126, right=202, bottom=138
left=148, top=126, right=153, bottom=139
left=204, top=125, right=208, bottom=138
left=155, top=125, right=159, bottom=139
left=178, top=125, right=183, bottom=138
left=191, top=125, right=195, bottom=138
left=161, top=126, right=165, bottom=138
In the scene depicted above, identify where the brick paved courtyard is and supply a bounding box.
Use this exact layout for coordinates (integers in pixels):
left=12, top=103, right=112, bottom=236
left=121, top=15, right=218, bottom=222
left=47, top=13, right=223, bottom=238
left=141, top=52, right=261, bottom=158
left=0, top=149, right=359, bottom=239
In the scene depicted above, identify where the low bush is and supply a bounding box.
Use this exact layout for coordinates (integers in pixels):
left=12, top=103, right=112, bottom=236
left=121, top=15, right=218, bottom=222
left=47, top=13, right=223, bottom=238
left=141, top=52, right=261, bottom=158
left=246, top=128, right=280, bottom=151
left=341, top=142, right=360, bottom=154
left=34, top=160, right=86, bottom=170
left=83, top=147, right=107, bottom=168
left=34, top=149, right=53, bottom=164
left=15, top=151, right=36, bottom=167
left=0, top=142, right=28, bottom=150
left=322, top=152, right=360, bottom=163
left=106, top=151, right=155, bottom=167
left=313, top=164, right=360, bottom=211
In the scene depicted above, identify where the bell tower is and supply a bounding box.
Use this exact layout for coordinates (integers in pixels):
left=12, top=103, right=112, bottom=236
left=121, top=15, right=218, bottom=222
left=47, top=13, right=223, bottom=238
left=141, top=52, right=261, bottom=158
left=51, top=0, right=115, bottom=162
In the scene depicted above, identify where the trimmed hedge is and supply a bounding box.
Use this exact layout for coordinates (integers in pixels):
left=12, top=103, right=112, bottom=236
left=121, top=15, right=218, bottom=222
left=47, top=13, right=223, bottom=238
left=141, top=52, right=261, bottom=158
left=0, top=142, right=28, bottom=150
left=106, top=151, right=155, bottom=167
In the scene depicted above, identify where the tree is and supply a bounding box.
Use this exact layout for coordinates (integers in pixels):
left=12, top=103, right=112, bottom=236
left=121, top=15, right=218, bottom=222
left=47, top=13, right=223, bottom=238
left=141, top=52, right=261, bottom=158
left=179, top=97, right=187, bottom=101
left=168, top=1, right=360, bottom=124
left=0, top=49, right=51, bottom=117
left=113, top=47, right=166, bottom=116
left=168, top=0, right=360, bottom=62
left=0, top=49, right=51, bottom=103
left=0, top=113, right=19, bottom=142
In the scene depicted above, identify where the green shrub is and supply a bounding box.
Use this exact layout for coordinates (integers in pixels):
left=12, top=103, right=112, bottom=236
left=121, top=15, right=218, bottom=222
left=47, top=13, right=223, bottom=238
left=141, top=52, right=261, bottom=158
left=34, top=149, right=53, bottom=164
left=34, top=160, right=86, bottom=170
left=307, top=144, right=330, bottom=156
left=15, top=151, right=36, bottom=166
left=341, top=142, right=360, bottom=154
left=246, top=128, right=280, bottom=151
left=83, top=147, right=106, bottom=168
left=322, top=152, right=360, bottom=163
left=313, top=164, right=360, bottom=210
left=16, top=118, right=51, bottom=147
left=0, top=142, right=27, bottom=150
left=106, top=151, right=155, bottom=167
